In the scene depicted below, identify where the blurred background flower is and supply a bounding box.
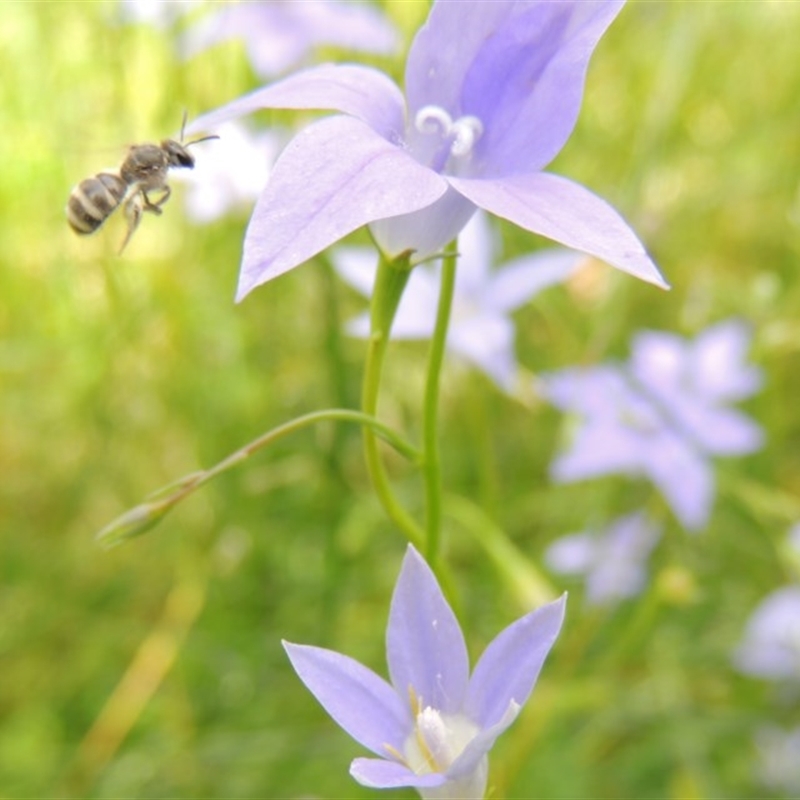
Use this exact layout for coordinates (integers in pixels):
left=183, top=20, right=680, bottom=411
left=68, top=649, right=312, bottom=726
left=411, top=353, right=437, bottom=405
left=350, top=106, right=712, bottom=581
left=541, top=321, right=764, bottom=531
left=333, top=212, right=584, bottom=391
left=544, top=511, right=661, bottom=606
left=180, top=0, right=398, bottom=77
left=172, top=120, right=284, bottom=223
left=732, top=586, right=800, bottom=681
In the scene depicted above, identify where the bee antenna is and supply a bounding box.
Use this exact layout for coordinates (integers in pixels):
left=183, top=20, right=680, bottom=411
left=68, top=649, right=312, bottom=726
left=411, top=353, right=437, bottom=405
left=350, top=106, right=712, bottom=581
left=185, top=134, right=221, bottom=148
left=180, top=109, right=188, bottom=142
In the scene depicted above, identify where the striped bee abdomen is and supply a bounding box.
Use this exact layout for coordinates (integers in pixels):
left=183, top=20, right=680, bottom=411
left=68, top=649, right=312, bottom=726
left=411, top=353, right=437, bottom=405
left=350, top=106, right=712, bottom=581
left=66, top=172, right=128, bottom=235
left=66, top=118, right=218, bottom=250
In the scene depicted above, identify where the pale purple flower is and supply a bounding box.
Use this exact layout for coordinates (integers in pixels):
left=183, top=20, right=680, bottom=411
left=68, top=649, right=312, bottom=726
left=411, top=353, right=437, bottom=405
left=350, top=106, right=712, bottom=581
left=172, top=121, right=283, bottom=223
left=541, top=320, right=763, bottom=531
left=333, top=212, right=585, bottom=391
left=733, top=587, right=800, bottom=681
left=544, top=512, right=661, bottom=605
left=187, top=0, right=667, bottom=301
left=283, top=545, right=566, bottom=799
left=755, top=725, right=800, bottom=795
left=181, top=0, right=398, bottom=78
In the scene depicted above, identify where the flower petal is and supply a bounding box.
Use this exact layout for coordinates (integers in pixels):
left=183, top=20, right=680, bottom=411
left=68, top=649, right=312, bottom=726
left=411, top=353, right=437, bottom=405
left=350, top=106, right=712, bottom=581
left=330, top=246, right=379, bottom=298
left=540, top=365, right=632, bottom=418
left=484, top=249, right=586, bottom=313
left=641, top=431, right=714, bottom=531
left=686, top=407, right=764, bottom=455
left=283, top=641, right=410, bottom=757
left=182, top=2, right=398, bottom=78
left=449, top=172, right=668, bottom=289
left=387, top=546, right=470, bottom=716
left=692, top=320, right=763, bottom=401
left=447, top=702, right=518, bottom=782
left=370, top=185, right=477, bottom=264
left=405, top=1, right=624, bottom=175
left=350, top=757, right=446, bottom=790
left=732, top=587, right=800, bottom=680
left=582, top=513, right=661, bottom=605
left=387, top=268, right=442, bottom=338
left=186, top=63, right=406, bottom=141
left=464, top=594, right=566, bottom=729
left=453, top=210, right=496, bottom=295
left=544, top=533, right=598, bottom=576
left=449, top=315, right=517, bottom=391
left=237, top=115, right=448, bottom=299
left=404, top=0, right=514, bottom=120
left=335, top=255, right=440, bottom=340
left=550, top=419, right=650, bottom=482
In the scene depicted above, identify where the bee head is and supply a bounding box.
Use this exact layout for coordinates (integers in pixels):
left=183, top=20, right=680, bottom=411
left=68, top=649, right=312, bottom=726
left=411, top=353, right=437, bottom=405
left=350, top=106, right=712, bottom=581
left=161, top=139, right=195, bottom=169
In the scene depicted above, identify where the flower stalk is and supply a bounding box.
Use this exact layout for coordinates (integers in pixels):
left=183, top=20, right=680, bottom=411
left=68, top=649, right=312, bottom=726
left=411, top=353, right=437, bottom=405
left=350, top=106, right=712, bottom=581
left=361, top=250, right=426, bottom=548
left=422, top=240, right=457, bottom=564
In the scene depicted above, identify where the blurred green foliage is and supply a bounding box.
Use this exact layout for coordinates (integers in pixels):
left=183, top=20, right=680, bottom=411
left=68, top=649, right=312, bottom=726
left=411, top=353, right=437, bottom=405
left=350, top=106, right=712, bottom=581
left=1, top=1, right=799, bottom=798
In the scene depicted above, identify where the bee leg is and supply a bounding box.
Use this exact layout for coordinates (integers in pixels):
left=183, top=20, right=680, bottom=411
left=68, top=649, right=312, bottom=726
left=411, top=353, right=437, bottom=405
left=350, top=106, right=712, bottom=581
left=119, top=192, right=144, bottom=254
left=142, top=186, right=171, bottom=215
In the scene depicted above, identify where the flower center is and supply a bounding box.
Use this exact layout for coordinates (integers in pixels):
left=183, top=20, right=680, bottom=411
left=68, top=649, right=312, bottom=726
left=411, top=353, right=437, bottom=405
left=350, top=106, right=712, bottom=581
left=414, top=105, right=484, bottom=172
left=398, top=686, right=479, bottom=776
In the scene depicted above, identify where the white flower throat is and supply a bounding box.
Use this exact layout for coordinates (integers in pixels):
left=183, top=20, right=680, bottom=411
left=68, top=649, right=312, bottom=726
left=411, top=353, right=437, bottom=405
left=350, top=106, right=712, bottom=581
left=395, top=686, right=480, bottom=775
left=414, top=105, right=484, bottom=173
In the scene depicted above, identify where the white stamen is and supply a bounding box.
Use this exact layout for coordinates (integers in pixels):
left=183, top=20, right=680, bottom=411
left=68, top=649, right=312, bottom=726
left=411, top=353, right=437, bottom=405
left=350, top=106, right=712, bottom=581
left=450, top=116, right=483, bottom=157
left=415, top=105, right=454, bottom=136
left=414, top=105, right=484, bottom=161
left=416, top=707, right=450, bottom=770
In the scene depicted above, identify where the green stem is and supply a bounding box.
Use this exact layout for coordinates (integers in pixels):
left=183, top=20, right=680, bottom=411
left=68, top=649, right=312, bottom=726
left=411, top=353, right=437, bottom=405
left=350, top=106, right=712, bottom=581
left=444, top=493, right=556, bottom=610
left=96, top=408, right=419, bottom=549
left=361, top=251, right=425, bottom=548
left=422, top=240, right=458, bottom=564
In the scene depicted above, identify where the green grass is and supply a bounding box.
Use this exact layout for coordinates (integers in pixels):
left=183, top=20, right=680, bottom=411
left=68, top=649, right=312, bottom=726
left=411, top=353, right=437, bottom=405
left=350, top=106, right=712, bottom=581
left=1, top=1, right=799, bottom=797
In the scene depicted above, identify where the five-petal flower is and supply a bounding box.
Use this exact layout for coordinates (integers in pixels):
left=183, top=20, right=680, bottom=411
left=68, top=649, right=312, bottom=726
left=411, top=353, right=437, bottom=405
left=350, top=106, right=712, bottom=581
left=540, top=320, right=764, bottom=531
left=544, top=511, right=661, bottom=605
left=333, top=211, right=585, bottom=391
left=283, top=545, right=566, bottom=799
left=187, top=0, right=667, bottom=301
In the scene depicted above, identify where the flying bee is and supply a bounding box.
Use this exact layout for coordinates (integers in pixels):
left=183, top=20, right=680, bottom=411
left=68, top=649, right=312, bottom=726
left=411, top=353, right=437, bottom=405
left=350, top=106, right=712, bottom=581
left=66, top=115, right=218, bottom=252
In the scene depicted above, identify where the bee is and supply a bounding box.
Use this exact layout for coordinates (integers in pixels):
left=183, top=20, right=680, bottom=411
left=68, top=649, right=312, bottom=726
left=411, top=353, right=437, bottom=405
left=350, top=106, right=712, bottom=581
left=66, top=114, right=218, bottom=252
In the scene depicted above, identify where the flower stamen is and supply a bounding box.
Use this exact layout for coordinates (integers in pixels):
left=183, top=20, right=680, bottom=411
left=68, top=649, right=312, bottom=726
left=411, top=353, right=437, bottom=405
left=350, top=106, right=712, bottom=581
left=415, top=105, right=454, bottom=137
left=414, top=104, right=484, bottom=167
left=450, top=116, right=483, bottom=157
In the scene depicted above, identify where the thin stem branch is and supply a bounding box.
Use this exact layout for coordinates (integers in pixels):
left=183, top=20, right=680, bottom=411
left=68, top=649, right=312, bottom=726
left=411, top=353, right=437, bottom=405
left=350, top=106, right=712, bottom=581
left=422, top=240, right=458, bottom=564
left=96, top=408, right=420, bottom=548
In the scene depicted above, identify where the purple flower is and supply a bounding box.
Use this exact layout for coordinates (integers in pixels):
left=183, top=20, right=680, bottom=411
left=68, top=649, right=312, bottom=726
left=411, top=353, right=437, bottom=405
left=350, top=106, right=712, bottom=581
left=541, top=320, right=763, bottom=531
left=283, top=545, right=566, bottom=799
left=544, top=512, right=661, bottom=605
left=173, top=121, right=283, bottom=223
left=732, top=586, right=800, bottom=680
left=187, top=0, right=666, bottom=301
left=333, top=212, right=585, bottom=391
left=181, top=0, right=398, bottom=78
